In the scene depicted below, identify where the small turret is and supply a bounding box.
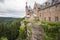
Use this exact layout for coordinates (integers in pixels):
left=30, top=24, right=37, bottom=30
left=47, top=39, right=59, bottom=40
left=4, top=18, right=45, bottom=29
left=34, top=1, right=37, bottom=9
left=25, top=2, right=30, bottom=16
left=26, top=2, right=28, bottom=8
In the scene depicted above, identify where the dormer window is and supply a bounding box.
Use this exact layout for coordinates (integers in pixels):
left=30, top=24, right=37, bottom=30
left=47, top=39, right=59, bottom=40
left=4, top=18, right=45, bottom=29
left=48, top=2, right=50, bottom=6
left=56, top=0, right=59, bottom=3
left=45, top=2, right=47, bottom=5
left=52, top=0, right=54, bottom=2
left=52, top=0, right=55, bottom=4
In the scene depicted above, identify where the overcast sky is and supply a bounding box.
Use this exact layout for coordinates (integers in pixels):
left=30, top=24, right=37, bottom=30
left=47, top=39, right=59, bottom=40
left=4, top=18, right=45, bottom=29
left=0, top=0, right=47, bottom=18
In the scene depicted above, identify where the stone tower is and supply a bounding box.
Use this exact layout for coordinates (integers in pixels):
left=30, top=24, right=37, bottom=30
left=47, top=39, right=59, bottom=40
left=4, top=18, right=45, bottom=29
left=25, top=2, right=29, bottom=16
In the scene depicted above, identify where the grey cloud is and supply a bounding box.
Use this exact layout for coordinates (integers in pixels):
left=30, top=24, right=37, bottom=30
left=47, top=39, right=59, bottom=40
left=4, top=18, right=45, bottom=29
left=0, top=9, right=25, bottom=15
left=0, top=9, right=25, bottom=18
left=7, top=9, right=25, bottom=13
left=0, top=10, right=8, bottom=13
left=0, top=0, right=4, bottom=3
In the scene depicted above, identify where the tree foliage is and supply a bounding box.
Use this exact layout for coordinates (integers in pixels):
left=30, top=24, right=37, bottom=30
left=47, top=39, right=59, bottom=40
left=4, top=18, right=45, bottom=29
left=0, top=18, right=23, bottom=40
left=41, top=22, right=60, bottom=40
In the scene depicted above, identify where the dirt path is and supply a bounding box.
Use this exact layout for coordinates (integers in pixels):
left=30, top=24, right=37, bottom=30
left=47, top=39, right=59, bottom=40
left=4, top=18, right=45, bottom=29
left=31, top=22, right=45, bottom=40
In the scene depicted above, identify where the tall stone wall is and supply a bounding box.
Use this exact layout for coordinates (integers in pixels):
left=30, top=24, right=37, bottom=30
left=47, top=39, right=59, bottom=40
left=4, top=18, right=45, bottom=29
left=25, top=1, right=60, bottom=22
left=38, top=4, right=60, bottom=22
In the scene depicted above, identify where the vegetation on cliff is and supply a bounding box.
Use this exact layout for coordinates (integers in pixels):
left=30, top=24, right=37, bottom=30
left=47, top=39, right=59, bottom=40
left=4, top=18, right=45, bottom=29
left=0, top=17, right=24, bottom=40
left=19, top=20, right=32, bottom=40
left=0, top=17, right=60, bottom=40
left=41, top=22, right=60, bottom=40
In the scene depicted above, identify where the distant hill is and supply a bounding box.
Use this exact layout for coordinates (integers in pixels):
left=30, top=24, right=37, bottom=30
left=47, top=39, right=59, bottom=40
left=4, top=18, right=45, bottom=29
left=0, top=17, right=20, bottom=23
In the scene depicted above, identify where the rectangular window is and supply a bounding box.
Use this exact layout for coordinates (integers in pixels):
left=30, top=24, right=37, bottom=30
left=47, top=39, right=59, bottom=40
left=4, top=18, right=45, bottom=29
left=49, top=17, right=51, bottom=21
left=28, top=10, right=30, bottom=12
left=38, top=8, right=40, bottom=12
left=55, top=16, right=59, bottom=21
left=44, top=17, right=46, bottom=21
left=40, top=13, right=41, bottom=17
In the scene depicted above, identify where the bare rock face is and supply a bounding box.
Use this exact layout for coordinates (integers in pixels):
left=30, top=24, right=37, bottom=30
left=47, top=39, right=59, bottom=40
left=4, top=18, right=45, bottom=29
left=31, top=22, right=45, bottom=40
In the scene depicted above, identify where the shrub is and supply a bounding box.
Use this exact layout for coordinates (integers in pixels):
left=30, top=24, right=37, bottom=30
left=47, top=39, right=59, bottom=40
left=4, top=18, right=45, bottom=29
left=0, top=19, right=21, bottom=40
left=19, top=26, right=27, bottom=40
left=41, top=22, right=60, bottom=40
left=0, top=37, right=8, bottom=40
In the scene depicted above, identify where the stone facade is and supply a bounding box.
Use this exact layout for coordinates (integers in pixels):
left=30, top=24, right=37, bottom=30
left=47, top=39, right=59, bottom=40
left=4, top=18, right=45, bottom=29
left=25, top=0, right=60, bottom=22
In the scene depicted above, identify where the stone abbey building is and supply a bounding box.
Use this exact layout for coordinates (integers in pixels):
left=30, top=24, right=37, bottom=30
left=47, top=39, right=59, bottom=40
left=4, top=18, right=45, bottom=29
left=25, top=0, right=60, bottom=22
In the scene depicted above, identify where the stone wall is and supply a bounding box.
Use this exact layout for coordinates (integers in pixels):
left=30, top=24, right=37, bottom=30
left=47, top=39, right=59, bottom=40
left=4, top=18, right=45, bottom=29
left=38, top=4, right=60, bottom=22
left=25, top=1, right=60, bottom=22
